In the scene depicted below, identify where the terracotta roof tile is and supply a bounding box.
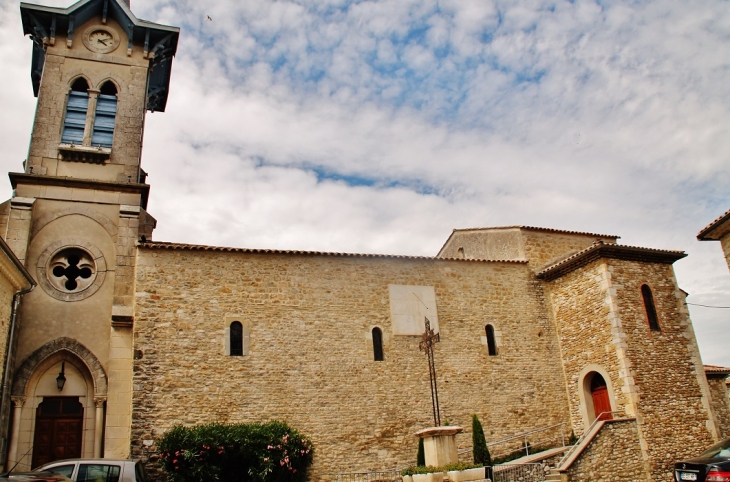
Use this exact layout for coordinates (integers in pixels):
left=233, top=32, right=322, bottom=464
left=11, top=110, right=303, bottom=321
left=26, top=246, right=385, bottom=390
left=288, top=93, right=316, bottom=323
left=451, top=225, right=620, bottom=239
left=536, top=240, right=686, bottom=281
left=704, top=365, right=730, bottom=376
left=139, top=241, right=529, bottom=264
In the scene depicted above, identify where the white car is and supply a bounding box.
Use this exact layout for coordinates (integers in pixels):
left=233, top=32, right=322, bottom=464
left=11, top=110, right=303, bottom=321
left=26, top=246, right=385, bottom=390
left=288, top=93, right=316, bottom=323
left=33, top=459, right=147, bottom=482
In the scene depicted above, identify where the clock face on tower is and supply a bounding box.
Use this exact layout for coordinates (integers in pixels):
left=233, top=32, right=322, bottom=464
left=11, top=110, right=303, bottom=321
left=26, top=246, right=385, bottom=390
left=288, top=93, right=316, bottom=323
left=82, top=26, right=119, bottom=54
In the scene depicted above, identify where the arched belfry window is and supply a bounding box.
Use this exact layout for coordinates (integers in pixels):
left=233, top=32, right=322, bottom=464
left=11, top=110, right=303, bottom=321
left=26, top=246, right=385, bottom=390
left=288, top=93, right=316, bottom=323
left=641, top=284, right=660, bottom=331
left=91, top=81, right=118, bottom=148
left=372, top=327, right=384, bottom=361
left=61, top=78, right=90, bottom=145
left=485, top=324, right=497, bottom=356
left=230, top=321, right=243, bottom=356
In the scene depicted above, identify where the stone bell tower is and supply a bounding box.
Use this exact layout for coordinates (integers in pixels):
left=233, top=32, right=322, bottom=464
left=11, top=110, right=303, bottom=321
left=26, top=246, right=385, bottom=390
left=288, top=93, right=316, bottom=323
left=0, top=0, right=178, bottom=469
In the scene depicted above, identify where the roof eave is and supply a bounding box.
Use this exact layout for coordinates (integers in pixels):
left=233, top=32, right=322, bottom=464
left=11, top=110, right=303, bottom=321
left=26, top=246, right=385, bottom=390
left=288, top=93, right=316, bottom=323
left=697, top=210, right=730, bottom=241
left=139, top=241, right=530, bottom=264
left=536, top=243, right=686, bottom=281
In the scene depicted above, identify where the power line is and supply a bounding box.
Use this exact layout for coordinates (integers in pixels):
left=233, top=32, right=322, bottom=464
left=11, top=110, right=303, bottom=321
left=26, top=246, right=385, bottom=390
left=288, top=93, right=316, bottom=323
left=686, top=302, right=730, bottom=309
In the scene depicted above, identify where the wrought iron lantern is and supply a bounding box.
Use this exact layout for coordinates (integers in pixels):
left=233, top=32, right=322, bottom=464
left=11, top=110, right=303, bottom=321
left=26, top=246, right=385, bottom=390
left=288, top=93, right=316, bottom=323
left=56, top=361, right=66, bottom=391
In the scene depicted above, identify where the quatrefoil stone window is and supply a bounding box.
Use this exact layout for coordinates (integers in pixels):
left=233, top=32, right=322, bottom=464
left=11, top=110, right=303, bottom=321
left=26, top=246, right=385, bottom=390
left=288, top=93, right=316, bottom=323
left=49, top=248, right=95, bottom=292
left=37, top=241, right=107, bottom=302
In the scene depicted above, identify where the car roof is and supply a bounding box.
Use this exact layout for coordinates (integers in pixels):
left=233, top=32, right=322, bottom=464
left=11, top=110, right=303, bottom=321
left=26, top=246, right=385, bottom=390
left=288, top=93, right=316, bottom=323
left=1, top=472, right=72, bottom=481
left=39, top=459, right=139, bottom=464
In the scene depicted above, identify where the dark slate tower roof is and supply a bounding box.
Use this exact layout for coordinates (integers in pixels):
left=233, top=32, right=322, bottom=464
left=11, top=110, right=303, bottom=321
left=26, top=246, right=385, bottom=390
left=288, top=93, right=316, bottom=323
left=20, top=0, right=179, bottom=112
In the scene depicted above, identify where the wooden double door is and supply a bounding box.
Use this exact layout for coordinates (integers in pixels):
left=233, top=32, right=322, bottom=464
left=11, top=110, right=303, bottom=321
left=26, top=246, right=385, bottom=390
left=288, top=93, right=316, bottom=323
left=31, top=397, right=83, bottom=468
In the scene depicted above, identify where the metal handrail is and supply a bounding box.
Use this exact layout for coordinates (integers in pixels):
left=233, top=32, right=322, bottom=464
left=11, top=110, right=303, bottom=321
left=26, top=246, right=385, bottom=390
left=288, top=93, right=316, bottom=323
left=458, top=422, right=568, bottom=459
left=487, top=422, right=567, bottom=447
left=556, top=410, right=625, bottom=469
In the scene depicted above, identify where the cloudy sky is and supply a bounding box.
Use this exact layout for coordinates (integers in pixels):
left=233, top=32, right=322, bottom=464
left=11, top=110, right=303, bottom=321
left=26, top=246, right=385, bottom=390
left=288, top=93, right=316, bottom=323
left=1, top=0, right=729, bottom=365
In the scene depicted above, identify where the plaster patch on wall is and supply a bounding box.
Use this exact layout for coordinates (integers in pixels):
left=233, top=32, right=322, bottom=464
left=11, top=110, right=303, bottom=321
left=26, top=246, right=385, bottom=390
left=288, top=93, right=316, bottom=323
left=388, top=285, right=438, bottom=335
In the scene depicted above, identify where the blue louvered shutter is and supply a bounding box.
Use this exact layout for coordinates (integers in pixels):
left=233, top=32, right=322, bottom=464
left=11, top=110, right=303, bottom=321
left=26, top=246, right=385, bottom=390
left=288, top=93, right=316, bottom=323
left=61, top=92, right=89, bottom=144
left=91, top=94, right=117, bottom=148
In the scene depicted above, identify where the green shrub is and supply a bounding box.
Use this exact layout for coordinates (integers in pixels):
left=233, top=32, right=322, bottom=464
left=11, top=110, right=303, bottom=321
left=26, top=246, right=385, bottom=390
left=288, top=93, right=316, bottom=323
left=157, top=421, right=313, bottom=482
left=442, top=462, right=482, bottom=472
left=401, top=462, right=481, bottom=476
left=416, top=438, right=425, bottom=467
left=471, top=414, right=491, bottom=467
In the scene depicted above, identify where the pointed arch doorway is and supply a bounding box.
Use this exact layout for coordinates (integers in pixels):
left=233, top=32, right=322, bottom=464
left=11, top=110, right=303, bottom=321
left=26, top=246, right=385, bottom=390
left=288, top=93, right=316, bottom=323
left=9, top=339, right=108, bottom=470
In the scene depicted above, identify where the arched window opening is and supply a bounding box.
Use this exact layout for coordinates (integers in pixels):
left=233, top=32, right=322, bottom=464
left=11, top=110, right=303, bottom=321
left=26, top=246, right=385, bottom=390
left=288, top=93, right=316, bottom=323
left=372, top=327, right=384, bottom=361
left=457, top=247, right=465, bottom=259
left=61, top=78, right=90, bottom=144
left=91, top=81, right=118, bottom=148
left=641, top=284, right=660, bottom=331
left=71, top=78, right=89, bottom=92
left=485, top=324, right=497, bottom=356
left=589, top=373, right=613, bottom=421
left=99, top=81, right=117, bottom=96
left=230, top=321, right=243, bottom=356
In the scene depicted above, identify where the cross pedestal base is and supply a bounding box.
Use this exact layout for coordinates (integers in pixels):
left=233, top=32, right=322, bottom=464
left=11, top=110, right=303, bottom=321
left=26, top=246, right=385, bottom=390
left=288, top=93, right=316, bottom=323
left=415, top=426, right=463, bottom=467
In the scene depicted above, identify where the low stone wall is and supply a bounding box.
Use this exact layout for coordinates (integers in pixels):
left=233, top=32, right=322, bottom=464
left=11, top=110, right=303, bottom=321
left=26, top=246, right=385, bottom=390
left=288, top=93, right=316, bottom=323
left=564, top=419, right=650, bottom=481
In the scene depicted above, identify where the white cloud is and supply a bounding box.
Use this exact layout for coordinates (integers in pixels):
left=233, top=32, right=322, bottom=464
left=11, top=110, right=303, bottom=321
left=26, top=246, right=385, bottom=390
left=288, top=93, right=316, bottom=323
left=1, top=0, right=729, bottom=365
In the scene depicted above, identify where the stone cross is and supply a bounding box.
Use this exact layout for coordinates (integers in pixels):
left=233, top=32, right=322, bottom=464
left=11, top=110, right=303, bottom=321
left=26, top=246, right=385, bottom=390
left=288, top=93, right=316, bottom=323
left=419, top=317, right=441, bottom=427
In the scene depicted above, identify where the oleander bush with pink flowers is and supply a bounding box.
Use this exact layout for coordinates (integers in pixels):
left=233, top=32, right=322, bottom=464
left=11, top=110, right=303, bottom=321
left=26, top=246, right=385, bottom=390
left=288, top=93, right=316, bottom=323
left=158, top=421, right=314, bottom=482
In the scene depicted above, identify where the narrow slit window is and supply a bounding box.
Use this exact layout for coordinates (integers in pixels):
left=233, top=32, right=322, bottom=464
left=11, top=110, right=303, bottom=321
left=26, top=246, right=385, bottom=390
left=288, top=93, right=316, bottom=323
left=91, top=81, right=117, bottom=148
left=641, top=285, right=660, bottom=331
left=61, top=78, right=89, bottom=145
left=230, top=321, right=243, bottom=356
left=372, top=327, right=384, bottom=361
left=485, top=324, right=497, bottom=356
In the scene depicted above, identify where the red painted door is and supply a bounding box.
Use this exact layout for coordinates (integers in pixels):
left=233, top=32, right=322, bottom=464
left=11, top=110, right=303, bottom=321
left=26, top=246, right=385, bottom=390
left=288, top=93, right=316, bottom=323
left=591, top=386, right=613, bottom=421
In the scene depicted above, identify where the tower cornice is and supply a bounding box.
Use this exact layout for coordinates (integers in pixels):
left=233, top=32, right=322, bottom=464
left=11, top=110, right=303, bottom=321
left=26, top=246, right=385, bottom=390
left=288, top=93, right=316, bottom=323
left=9, top=172, right=151, bottom=208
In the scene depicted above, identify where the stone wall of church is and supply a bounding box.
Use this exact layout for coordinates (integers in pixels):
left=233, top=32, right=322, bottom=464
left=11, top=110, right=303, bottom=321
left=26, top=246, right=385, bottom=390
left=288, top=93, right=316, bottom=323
left=721, top=233, right=730, bottom=272
left=608, top=259, right=716, bottom=480
left=546, top=258, right=717, bottom=482
left=520, top=231, right=612, bottom=269
left=707, top=377, right=730, bottom=439
left=0, top=261, right=18, bottom=471
left=131, top=248, right=571, bottom=480
left=0, top=275, right=16, bottom=369
left=543, top=261, right=622, bottom=432
left=437, top=228, right=616, bottom=269
left=564, top=418, right=649, bottom=481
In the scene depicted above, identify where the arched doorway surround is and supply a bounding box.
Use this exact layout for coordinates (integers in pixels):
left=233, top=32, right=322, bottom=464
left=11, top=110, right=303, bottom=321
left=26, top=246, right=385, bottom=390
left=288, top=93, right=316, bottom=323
left=577, top=364, right=618, bottom=429
left=8, top=338, right=107, bottom=470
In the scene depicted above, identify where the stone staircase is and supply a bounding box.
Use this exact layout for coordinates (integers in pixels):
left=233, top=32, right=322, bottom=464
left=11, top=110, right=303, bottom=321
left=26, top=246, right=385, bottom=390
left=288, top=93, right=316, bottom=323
left=544, top=469, right=564, bottom=481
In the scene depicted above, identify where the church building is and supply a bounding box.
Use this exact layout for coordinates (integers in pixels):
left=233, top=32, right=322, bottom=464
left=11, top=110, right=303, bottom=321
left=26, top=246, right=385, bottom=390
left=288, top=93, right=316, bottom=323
left=0, top=0, right=728, bottom=481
